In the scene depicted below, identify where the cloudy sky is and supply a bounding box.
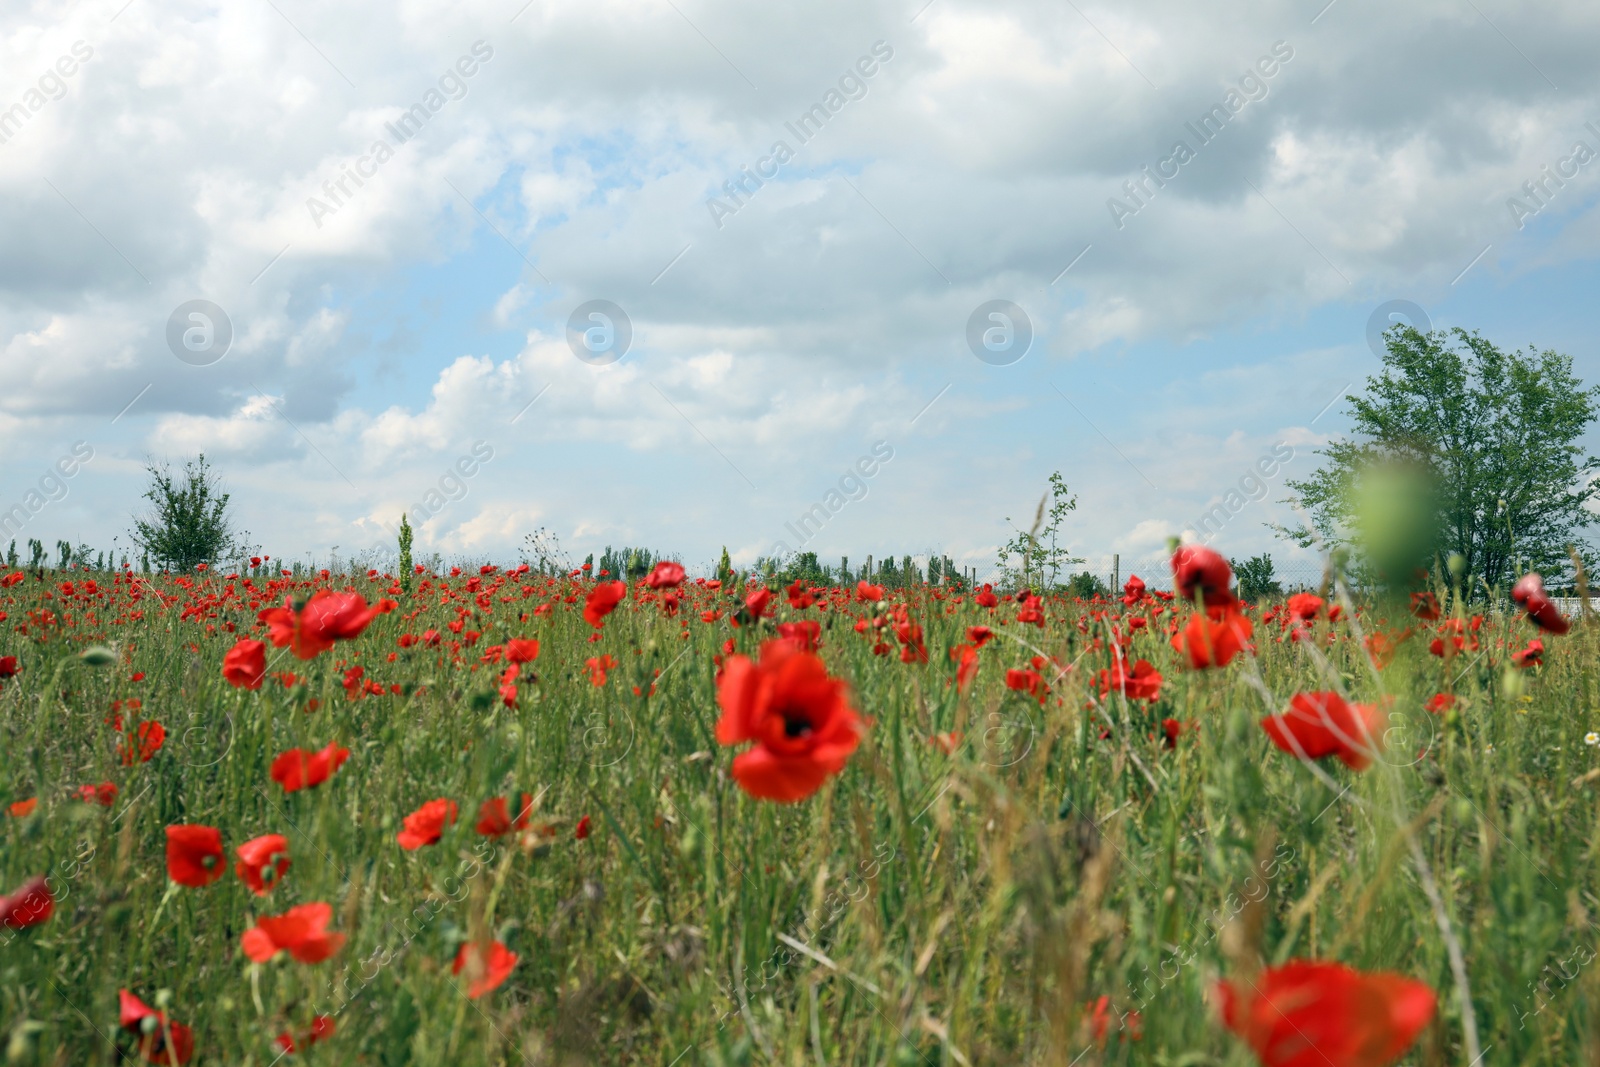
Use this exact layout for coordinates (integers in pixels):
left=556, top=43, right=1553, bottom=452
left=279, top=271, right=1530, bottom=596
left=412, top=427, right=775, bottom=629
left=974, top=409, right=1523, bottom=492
left=3, top=0, right=1599, bottom=580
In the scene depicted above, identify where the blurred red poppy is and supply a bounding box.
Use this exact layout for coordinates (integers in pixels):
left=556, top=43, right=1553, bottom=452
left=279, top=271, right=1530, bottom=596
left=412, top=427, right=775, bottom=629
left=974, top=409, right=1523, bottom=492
left=119, top=989, right=195, bottom=1065
left=1512, top=572, right=1571, bottom=635
left=950, top=643, right=979, bottom=692
left=166, top=825, right=226, bottom=887
left=259, top=590, right=379, bottom=659
left=1171, top=545, right=1234, bottom=608
left=1424, top=693, right=1456, bottom=714
left=397, top=798, right=458, bottom=849
left=1120, top=575, right=1146, bottom=605
left=7, top=798, right=35, bottom=817
left=1260, top=692, right=1385, bottom=771
left=275, top=1015, right=335, bottom=1055
left=1409, top=590, right=1441, bottom=621
left=119, top=720, right=166, bottom=765
left=583, top=581, right=628, bottom=627
left=235, top=833, right=290, bottom=895
left=856, top=581, right=885, bottom=602
left=574, top=814, right=592, bottom=839
left=77, top=781, right=118, bottom=806
left=454, top=938, right=519, bottom=998
left=1216, top=959, right=1435, bottom=1067
left=715, top=639, right=864, bottom=802
left=241, top=901, right=346, bottom=963
left=0, top=875, right=53, bottom=929
left=645, top=561, right=686, bottom=589
left=475, top=794, right=534, bottom=837
left=776, top=620, right=822, bottom=652
left=1098, top=658, right=1163, bottom=702
left=222, top=637, right=267, bottom=689
left=1285, top=593, right=1323, bottom=622
left=1004, top=667, right=1048, bottom=704
left=504, top=638, right=540, bottom=664
left=270, top=743, right=351, bottom=793
left=1172, top=610, right=1252, bottom=669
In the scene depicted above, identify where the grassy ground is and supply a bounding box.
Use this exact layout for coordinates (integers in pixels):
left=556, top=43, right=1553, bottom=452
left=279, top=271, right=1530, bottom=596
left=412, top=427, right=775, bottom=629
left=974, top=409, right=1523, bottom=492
left=1, top=563, right=1597, bottom=1065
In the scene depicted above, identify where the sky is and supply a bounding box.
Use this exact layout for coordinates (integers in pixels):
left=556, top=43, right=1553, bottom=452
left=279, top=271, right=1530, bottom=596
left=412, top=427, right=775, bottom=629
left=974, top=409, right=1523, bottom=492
left=3, top=0, right=1600, bottom=582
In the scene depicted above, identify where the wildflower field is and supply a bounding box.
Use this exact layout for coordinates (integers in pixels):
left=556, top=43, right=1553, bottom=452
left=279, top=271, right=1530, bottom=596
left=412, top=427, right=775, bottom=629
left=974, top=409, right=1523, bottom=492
left=0, top=548, right=1595, bottom=1065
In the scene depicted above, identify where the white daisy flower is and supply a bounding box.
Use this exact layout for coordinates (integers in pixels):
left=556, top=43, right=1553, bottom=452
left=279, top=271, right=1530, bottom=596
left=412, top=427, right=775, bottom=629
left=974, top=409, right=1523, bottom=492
left=1586, top=732, right=1599, bottom=747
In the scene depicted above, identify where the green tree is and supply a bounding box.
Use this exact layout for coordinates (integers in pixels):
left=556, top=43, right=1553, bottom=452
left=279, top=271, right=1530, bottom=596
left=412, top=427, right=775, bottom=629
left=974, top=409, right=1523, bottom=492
left=129, top=455, right=243, bottom=573
left=999, top=472, right=1083, bottom=590
left=1065, top=571, right=1109, bottom=599
left=1282, top=327, right=1600, bottom=593
left=1232, top=553, right=1281, bottom=602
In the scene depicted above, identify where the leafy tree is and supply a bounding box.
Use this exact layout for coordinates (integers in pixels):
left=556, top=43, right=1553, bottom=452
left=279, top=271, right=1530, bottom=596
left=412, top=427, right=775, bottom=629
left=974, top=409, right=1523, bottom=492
left=129, top=455, right=243, bottom=573
left=999, top=472, right=1083, bottom=590
left=1282, top=327, right=1600, bottom=593
left=1232, top=553, right=1281, bottom=602
left=1065, top=571, right=1109, bottom=599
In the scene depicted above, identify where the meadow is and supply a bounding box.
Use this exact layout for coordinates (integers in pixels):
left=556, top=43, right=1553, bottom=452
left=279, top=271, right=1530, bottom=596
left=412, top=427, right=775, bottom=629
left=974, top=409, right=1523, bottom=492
left=0, top=547, right=1595, bottom=1065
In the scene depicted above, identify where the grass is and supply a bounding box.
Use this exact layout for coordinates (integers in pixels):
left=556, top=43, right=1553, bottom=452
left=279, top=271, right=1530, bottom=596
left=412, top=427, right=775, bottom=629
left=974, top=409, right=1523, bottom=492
left=1, top=562, right=1597, bottom=1065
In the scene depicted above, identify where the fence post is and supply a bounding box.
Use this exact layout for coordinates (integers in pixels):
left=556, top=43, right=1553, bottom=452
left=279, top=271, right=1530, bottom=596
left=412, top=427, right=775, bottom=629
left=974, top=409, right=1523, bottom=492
left=1112, top=553, right=1119, bottom=597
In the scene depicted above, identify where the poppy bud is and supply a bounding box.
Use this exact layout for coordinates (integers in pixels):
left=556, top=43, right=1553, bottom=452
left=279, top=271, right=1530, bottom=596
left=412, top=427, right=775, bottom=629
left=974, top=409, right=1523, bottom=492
left=78, top=646, right=116, bottom=667
left=1447, top=552, right=1466, bottom=578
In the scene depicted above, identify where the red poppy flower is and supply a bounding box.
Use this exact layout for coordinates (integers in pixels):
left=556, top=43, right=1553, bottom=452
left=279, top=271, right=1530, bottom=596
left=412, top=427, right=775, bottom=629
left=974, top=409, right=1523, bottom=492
left=0, top=655, right=19, bottom=680
left=166, top=825, right=226, bottom=887
left=1511, top=638, right=1545, bottom=668
left=119, top=989, right=195, bottom=1065
left=275, top=1015, right=335, bottom=1054
left=397, top=798, right=458, bottom=849
left=1285, top=593, right=1323, bottom=622
left=583, top=581, right=628, bottom=627
left=929, top=730, right=962, bottom=754
left=645, top=561, right=686, bottom=589
left=776, top=620, right=822, bottom=652
left=222, top=637, right=268, bottom=689
left=1004, top=667, right=1048, bottom=705
left=715, top=639, right=864, bottom=802
left=119, top=720, right=166, bottom=765
left=269, top=743, right=351, bottom=793
left=1409, top=590, right=1441, bottom=621
left=1424, top=693, right=1455, bottom=714
left=1087, top=994, right=1141, bottom=1044
left=475, top=794, right=534, bottom=837
left=1120, top=575, right=1146, bottom=605
left=1098, top=658, right=1163, bottom=702
left=453, top=938, right=519, bottom=998
left=8, top=797, right=36, bottom=817
left=950, top=643, right=979, bottom=692
left=241, top=902, right=346, bottom=963
left=234, top=833, right=290, bottom=895
left=504, top=638, right=540, bottom=664
left=1171, top=545, right=1234, bottom=608
left=77, top=781, right=118, bottom=806
left=585, top=653, right=617, bottom=687
left=856, top=581, right=885, bottom=602
left=258, top=590, right=379, bottom=659
left=1216, top=959, right=1435, bottom=1067
left=974, top=584, right=999, bottom=609
left=786, top=579, right=816, bottom=609
left=1261, top=692, right=1385, bottom=770
left=741, top=586, right=774, bottom=624
left=0, top=875, right=53, bottom=929
left=574, top=814, right=592, bottom=839
left=1171, top=610, right=1253, bottom=669
left=966, top=625, right=995, bottom=648
left=1160, top=718, right=1187, bottom=749
left=1512, top=572, right=1571, bottom=635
